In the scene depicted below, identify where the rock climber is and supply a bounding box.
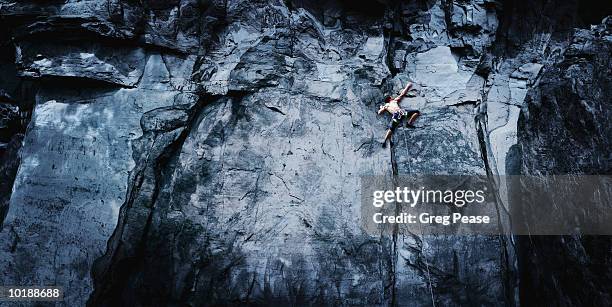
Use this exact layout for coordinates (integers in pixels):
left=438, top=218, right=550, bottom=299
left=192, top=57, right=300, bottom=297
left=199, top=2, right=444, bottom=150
left=377, top=82, right=420, bottom=147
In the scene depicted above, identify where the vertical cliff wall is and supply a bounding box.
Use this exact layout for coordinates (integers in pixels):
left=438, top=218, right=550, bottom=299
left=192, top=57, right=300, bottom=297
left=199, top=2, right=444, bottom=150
left=516, top=17, right=612, bottom=306
left=0, top=0, right=609, bottom=306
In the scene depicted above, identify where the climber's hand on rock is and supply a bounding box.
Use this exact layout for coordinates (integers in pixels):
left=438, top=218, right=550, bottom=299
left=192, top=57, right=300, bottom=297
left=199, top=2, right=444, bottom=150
left=398, top=83, right=412, bottom=98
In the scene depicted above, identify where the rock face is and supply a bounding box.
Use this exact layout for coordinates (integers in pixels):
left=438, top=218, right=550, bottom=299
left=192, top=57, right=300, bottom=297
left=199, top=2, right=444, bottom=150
left=0, top=0, right=609, bottom=306
left=0, top=19, right=30, bottom=233
left=516, top=17, right=612, bottom=306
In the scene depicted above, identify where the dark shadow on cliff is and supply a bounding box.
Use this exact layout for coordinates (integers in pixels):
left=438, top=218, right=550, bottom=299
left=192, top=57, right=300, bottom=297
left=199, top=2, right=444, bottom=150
left=515, top=16, right=612, bottom=306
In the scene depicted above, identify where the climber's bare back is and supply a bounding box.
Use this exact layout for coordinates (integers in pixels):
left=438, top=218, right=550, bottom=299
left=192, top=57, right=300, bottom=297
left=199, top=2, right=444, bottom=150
left=383, top=100, right=401, bottom=114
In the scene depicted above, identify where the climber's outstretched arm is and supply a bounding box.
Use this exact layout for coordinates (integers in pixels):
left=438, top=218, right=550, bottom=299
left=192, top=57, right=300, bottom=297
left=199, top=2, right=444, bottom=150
left=393, top=82, right=413, bottom=102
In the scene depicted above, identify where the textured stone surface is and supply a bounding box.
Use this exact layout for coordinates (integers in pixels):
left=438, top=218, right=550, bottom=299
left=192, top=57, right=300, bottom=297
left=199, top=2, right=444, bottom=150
left=0, top=53, right=199, bottom=304
left=0, top=0, right=609, bottom=306
left=516, top=17, right=612, bottom=306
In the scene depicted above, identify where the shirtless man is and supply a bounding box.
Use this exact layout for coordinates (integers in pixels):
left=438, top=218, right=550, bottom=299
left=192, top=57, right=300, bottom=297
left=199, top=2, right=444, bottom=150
left=377, top=82, right=420, bottom=147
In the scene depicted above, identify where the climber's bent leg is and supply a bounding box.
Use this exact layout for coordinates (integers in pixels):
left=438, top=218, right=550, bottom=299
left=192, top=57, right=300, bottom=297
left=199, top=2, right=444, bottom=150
left=406, top=110, right=420, bottom=127
left=383, top=129, right=393, bottom=143
left=383, top=119, right=399, bottom=147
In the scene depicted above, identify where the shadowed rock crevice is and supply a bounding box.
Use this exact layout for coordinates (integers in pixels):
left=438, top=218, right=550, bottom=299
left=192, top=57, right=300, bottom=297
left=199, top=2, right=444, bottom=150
left=0, top=30, right=34, bottom=227
left=88, top=96, right=212, bottom=306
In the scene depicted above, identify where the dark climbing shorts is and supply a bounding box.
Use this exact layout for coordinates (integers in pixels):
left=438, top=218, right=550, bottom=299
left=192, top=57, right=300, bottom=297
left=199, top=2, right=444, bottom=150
left=388, top=109, right=420, bottom=131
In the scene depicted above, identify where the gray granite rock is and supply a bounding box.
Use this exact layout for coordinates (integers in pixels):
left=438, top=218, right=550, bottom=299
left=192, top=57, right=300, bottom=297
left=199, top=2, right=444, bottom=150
left=516, top=17, right=612, bottom=305
left=89, top=1, right=512, bottom=305
left=0, top=0, right=609, bottom=306
left=0, top=53, right=199, bottom=305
